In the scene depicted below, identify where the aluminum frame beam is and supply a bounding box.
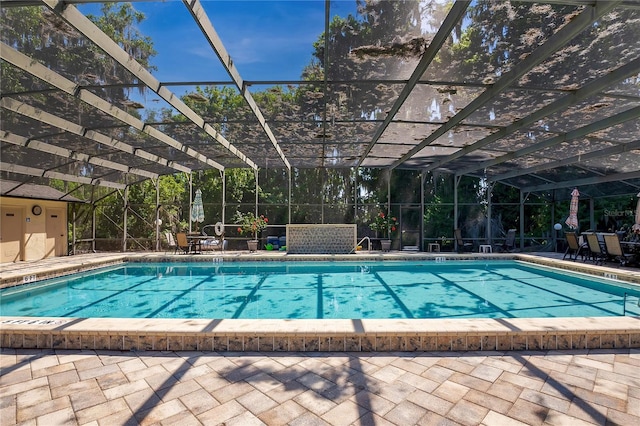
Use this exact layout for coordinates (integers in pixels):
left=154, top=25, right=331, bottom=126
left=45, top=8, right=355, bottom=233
left=390, top=0, right=621, bottom=169
left=357, top=0, right=471, bottom=167
left=0, top=0, right=634, bottom=199
left=0, top=162, right=127, bottom=189
left=466, top=105, right=640, bottom=175
left=522, top=170, right=640, bottom=193
left=9, top=0, right=640, bottom=9
left=183, top=0, right=290, bottom=170
left=41, top=0, right=256, bottom=170
left=489, top=139, right=640, bottom=182
left=1, top=130, right=159, bottom=180
left=434, top=58, right=640, bottom=175
left=0, top=42, right=224, bottom=172
left=1, top=97, right=191, bottom=174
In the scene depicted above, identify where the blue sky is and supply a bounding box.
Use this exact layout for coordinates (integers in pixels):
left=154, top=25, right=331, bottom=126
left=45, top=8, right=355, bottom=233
left=81, top=1, right=359, bottom=84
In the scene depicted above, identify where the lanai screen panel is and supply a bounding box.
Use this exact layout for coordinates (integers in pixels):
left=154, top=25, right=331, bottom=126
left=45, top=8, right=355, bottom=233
left=410, top=2, right=638, bottom=196
left=518, top=7, right=640, bottom=90
left=461, top=90, right=565, bottom=127
left=396, top=85, right=486, bottom=124
left=500, top=5, right=638, bottom=183
left=1, top=0, right=639, bottom=199
left=385, top=2, right=586, bottom=172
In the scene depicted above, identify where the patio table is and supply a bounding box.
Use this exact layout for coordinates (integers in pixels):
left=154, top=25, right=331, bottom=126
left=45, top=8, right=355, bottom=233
left=186, top=235, right=210, bottom=253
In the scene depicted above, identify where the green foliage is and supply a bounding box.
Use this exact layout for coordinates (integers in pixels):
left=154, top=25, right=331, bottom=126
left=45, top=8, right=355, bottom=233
left=87, top=3, right=156, bottom=71
left=0, top=6, right=45, bottom=56
left=357, top=168, right=388, bottom=205
left=1, top=2, right=155, bottom=108
left=225, top=169, right=258, bottom=204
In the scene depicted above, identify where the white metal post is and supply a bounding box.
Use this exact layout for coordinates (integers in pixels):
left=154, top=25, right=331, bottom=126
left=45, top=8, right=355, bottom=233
left=420, top=171, right=426, bottom=252
left=254, top=168, right=259, bottom=217
left=288, top=168, right=292, bottom=224
left=487, top=182, right=493, bottom=245
left=123, top=185, right=128, bottom=252
left=155, top=178, right=160, bottom=251
left=221, top=169, right=226, bottom=229
left=188, top=173, right=193, bottom=233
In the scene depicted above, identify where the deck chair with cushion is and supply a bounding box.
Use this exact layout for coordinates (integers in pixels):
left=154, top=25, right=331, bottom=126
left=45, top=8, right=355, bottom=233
left=563, top=231, right=586, bottom=261
left=602, top=233, right=632, bottom=266
left=200, top=224, right=227, bottom=251
left=454, top=228, right=473, bottom=253
left=175, top=232, right=191, bottom=254
left=583, top=232, right=607, bottom=265
left=164, top=231, right=178, bottom=254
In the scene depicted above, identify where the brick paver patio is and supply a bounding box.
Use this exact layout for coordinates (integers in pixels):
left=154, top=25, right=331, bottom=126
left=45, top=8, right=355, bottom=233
left=2, top=348, right=639, bottom=425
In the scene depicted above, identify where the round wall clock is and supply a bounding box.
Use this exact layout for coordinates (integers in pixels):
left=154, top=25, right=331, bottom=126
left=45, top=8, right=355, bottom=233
left=32, top=205, right=42, bottom=216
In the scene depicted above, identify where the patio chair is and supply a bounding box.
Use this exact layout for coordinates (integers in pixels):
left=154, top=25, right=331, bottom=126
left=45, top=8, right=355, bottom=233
left=164, top=231, right=178, bottom=254
left=563, top=231, right=586, bottom=261
left=454, top=228, right=473, bottom=253
left=498, top=229, right=517, bottom=253
left=583, top=232, right=607, bottom=265
left=175, top=232, right=191, bottom=254
left=602, top=233, right=632, bottom=266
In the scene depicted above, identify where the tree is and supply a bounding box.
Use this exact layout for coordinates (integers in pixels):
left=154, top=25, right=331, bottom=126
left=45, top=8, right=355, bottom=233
left=1, top=4, right=156, bottom=103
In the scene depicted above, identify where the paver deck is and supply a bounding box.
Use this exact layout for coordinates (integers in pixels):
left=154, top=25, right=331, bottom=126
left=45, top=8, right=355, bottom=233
left=2, top=348, right=639, bottom=425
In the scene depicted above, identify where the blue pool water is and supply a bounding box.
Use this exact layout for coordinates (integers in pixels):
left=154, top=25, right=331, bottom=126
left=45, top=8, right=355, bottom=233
left=1, top=261, right=639, bottom=319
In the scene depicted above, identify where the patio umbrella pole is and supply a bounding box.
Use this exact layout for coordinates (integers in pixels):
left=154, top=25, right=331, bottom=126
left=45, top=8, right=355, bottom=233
left=634, top=192, right=640, bottom=232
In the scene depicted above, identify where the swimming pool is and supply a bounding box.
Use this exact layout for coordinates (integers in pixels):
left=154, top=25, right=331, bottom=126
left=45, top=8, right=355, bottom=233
left=2, top=260, right=639, bottom=319
left=2, top=254, right=640, bottom=352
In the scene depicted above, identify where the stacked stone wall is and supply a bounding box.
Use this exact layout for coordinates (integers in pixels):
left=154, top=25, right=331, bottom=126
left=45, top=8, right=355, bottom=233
left=286, top=224, right=357, bottom=254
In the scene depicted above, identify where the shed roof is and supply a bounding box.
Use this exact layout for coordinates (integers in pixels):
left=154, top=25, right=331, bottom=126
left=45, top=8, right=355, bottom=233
left=1, top=180, right=83, bottom=202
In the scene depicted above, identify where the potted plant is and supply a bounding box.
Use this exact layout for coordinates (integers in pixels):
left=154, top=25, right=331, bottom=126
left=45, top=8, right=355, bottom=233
left=234, top=211, right=268, bottom=252
left=369, top=211, right=398, bottom=251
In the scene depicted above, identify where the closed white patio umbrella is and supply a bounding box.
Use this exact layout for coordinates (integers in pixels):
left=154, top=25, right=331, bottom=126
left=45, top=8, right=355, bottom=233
left=190, top=189, right=205, bottom=232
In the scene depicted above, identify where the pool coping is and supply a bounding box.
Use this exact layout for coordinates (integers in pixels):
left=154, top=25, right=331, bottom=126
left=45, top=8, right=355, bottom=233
left=2, top=252, right=640, bottom=352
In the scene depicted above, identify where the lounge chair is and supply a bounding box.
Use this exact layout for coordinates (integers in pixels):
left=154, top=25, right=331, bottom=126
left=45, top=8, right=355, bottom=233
left=454, top=228, right=473, bottom=253
left=201, top=224, right=226, bottom=251
left=602, top=233, right=632, bottom=266
left=175, top=232, right=191, bottom=254
left=563, top=231, right=586, bottom=261
left=583, top=232, right=606, bottom=265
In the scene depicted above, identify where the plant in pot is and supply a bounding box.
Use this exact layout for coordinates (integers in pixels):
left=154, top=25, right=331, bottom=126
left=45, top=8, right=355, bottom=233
left=234, top=211, right=268, bottom=252
left=369, top=211, right=398, bottom=251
